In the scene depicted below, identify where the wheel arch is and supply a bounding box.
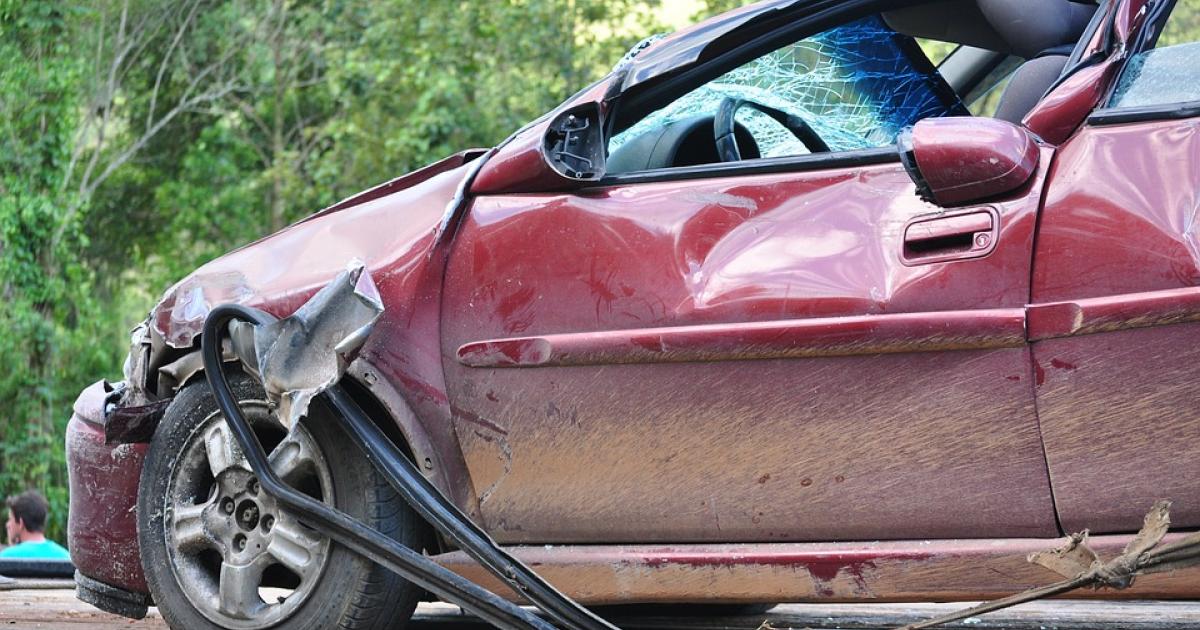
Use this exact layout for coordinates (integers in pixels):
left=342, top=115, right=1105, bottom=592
left=154, top=350, right=457, bottom=509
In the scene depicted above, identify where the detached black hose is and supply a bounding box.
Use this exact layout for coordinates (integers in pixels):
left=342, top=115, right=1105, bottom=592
left=201, top=304, right=553, bottom=630
left=325, top=387, right=618, bottom=630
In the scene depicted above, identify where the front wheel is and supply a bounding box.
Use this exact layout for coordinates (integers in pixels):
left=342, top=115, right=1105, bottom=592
left=138, top=370, right=423, bottom=629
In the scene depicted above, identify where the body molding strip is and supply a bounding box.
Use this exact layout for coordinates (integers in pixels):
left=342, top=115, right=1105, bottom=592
left=1027, top=286, right=1200, bottom=341
left=457, top=308, right=1027, bottom=368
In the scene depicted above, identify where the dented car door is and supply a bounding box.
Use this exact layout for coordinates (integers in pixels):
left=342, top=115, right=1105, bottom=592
left=439, top=10, right=1059, bottom=544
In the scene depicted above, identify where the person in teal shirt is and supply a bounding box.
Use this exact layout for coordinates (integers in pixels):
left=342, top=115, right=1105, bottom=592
left=2, top=490, right=70, bottom=560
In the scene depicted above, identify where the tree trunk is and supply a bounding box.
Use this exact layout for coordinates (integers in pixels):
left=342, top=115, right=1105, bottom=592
left=270, top=0, right=287, bottom=233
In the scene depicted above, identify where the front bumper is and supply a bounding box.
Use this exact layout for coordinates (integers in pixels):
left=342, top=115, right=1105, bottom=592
left=65, top=380, right=150, bottom=594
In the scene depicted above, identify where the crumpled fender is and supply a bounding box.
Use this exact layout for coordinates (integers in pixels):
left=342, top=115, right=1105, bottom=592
left=151, top=150, right=482, bottom=349
left=115, top=150, right=486, bottom=512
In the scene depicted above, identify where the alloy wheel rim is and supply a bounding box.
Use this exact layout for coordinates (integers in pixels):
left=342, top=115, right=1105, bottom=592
left=164, top=401, right=333, bottom=629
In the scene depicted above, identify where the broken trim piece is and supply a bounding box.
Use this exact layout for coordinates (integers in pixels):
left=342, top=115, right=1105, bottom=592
left=1027, top=286, right=1200, bottom=341
left=202, top=269, right=615, bottom=630
left=457, top=308, right=1026, bottom=368
left=1088, top=99, right=1200, bottom=126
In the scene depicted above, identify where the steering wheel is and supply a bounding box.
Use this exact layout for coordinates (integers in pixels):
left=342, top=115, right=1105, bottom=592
left=714, top=96, right=830, bottom=162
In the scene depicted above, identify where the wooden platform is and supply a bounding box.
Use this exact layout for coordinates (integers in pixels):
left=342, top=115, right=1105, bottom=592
left=0, top=585, right=1197, bottom=629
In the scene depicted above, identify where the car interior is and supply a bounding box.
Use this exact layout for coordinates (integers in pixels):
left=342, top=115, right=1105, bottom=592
left=885, top=0, right=1097, bottom=123
left=606, top=0, right=1099, bottom=175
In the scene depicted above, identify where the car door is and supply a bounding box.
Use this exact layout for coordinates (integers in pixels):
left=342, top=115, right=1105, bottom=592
left=440, top=12, right=1058, bottom=544
left=1029, top=0, right=1200, bottom=534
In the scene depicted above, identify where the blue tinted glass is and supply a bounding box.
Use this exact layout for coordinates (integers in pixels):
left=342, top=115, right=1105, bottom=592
left=611, top=15, right=962, bottom=156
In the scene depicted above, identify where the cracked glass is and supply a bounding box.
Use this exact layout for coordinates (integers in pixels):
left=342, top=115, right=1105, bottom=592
left=609, top=15, right=963, bottom=160
left=1110, top=49, right=1200, bottom=108
left=1109, top=0, right=1200, bottom=108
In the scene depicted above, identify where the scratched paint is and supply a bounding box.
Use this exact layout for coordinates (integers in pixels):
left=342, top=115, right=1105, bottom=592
left=67, top=416, right=150, bottom=593
left=1032, top=117, right=1200, bottom=534
left=434, top=535, right=1199, bottom=605
left=442, top=154, right=1056, bottom=542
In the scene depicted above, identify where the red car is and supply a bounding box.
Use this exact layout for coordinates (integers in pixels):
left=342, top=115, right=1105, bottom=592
left=66, top=0, right=1200, bottom=628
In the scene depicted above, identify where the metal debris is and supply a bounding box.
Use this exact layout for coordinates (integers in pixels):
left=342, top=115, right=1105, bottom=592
left=896, top=500, right=1200, bottom=629
left=239, top=260, right=384, bottom=428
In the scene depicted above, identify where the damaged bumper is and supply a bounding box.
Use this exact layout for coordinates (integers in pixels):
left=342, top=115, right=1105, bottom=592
left=65, top=380, right=150, bottom=595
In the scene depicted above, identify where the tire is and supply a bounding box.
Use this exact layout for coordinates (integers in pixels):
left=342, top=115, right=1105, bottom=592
left=138, top=369, right=423, bottom=630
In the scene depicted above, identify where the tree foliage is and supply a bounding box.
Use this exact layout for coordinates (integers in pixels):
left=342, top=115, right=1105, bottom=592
left=0, top=0, right=675, bottom=544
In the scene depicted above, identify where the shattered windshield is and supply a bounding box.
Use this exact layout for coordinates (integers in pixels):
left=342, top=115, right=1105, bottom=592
left=610, top=15, right=964, bottom=159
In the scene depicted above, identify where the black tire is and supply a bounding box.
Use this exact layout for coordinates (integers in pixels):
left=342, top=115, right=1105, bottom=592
left=138, top=369, right=423, bottom=630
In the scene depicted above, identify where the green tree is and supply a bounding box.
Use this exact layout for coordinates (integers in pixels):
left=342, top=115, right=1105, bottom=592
left=0, top=0, right=109, bottom=541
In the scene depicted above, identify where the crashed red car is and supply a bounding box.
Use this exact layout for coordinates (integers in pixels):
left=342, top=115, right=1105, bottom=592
left=66, top=0, right=1200, bottom=627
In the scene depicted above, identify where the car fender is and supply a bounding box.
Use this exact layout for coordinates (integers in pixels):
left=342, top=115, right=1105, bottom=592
left=137, top=152, right=486, bottom=513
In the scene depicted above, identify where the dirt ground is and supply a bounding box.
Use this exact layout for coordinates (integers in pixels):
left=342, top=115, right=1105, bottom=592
left=3, top=584, right=1200, bottom=629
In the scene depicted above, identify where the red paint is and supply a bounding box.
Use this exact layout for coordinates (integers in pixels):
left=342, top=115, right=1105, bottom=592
left=1024, top=61, right=1121, bottom=145
left=908, top=118, right=1040, bottom=207
left=1049, top=358, right=1077, bottom=371
left=443, top=148, right=1056, bottom=543
left=147, top=159, right=480, bottom=512
left=1022, top=0, right=1146, bottom=144
left=1032, top=99, right=1200, bottom=532
left=457, top=308, right=1026, bottom=368
left=66, top=394, right=149, bottom=593
left=473, top=99, right=616, bottom=196
left=307, top=149, right=485, bottom=221
left=1029, top=288, right=1200, bottom=340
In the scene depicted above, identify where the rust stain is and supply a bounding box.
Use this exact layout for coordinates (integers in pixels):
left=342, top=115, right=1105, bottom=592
left=757, top=473, right=771, bottom=484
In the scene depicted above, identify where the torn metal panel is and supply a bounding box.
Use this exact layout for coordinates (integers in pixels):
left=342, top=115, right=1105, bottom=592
left=243, top=261, right=384, bottom=428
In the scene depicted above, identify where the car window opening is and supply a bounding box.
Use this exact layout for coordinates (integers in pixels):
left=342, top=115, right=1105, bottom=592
left=605, top=0, right=1099, bottom=178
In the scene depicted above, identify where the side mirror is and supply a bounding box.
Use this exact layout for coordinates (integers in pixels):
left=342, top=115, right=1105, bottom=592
left=471, top=104, right=606, bottom=194
left=898, top=118, right=1039, bottom=207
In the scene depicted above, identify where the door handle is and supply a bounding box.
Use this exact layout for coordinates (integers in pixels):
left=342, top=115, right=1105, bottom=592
left=902, top=208, right=998, bottom=265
